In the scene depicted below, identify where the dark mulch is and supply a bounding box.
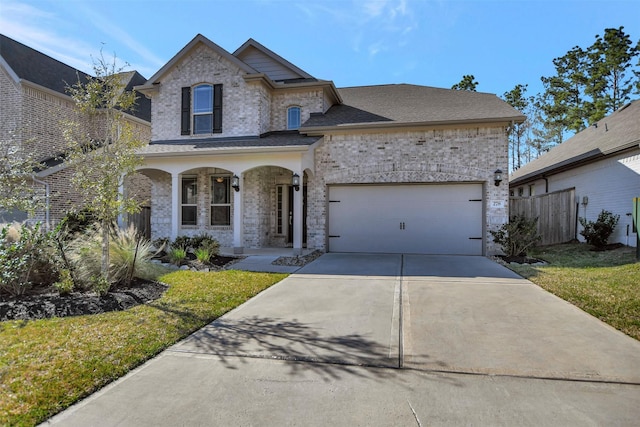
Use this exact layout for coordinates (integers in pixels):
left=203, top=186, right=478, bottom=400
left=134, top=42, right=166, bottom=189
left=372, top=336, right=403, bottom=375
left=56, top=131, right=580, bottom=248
left=0, top=279, right=168, bottom=322
left=497, top=255, right=546, bottom=264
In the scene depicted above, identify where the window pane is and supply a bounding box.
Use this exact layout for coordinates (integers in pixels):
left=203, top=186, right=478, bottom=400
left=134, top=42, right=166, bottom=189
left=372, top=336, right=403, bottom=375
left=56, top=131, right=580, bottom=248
left=211, top=206, right=230, bottom=226
left=193, top=85, right=213, bottom=113
left=194, top=114, right=213, bottom=134
left=212, top=177, right=230, bottom=204
left=181, top=178, right=197, bottom=204
left=182, top=206, right=197, bottom=225
left=287, top=107, right=300, bottom=130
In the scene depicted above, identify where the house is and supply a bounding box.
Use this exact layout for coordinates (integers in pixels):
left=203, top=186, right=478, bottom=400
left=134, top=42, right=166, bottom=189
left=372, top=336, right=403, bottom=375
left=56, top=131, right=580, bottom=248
left=0, top=34, right=151, bottom=226
left=135, top=34, right=525, bottom=255
left=509, top=100, right=640, bottom=247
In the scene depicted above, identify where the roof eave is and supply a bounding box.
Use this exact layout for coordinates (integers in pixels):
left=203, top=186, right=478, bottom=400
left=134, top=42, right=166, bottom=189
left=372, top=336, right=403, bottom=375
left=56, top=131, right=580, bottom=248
left=509, top=141, right=640, bottom=186
left=140, top=144, right=314, bottom=158
left=300, top=115, right=524, bottom=135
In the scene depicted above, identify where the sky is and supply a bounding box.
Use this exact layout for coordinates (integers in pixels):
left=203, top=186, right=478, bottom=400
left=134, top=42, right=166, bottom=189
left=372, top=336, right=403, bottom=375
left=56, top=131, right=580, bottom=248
left=1, top=0, right=639, bottom=100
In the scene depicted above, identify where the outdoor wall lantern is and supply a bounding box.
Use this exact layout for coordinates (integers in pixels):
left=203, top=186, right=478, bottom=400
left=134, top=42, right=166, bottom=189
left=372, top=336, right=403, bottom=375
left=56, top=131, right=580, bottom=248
left=292, top=173, right=301, bottom=191
left=494, top=169, right=503, bottom=187
left=231, top=175, right=240, bottom=192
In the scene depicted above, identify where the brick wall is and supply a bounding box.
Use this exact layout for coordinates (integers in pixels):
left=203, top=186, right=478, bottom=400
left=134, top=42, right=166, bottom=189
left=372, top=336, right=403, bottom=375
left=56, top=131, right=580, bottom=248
left=309, top=127, right=510, bottom=254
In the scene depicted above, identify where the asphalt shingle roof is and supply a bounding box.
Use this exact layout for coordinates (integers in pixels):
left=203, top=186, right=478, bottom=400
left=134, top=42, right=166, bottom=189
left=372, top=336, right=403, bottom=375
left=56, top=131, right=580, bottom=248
left=1, top=34, right=150, bottom=122
left=303, top=84, right=525, bottom=128
left=141, top=132, right=322, bottom=155
left=1, top=34, right=90, bottom=94
left=509, top=100, right=640, bottom=185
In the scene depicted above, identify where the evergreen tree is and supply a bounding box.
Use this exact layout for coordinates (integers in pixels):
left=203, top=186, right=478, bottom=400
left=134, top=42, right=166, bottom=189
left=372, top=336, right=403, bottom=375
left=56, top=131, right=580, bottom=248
left=451, top=74, right=478, bottom=91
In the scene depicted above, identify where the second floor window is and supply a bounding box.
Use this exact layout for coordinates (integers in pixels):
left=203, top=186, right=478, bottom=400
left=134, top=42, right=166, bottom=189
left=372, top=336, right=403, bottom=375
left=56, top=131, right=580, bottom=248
left=287, top=106, right=301, bottom=130
left=193, top=85, right=213, bottom=134
left=181, top=84, right=223, bottom=135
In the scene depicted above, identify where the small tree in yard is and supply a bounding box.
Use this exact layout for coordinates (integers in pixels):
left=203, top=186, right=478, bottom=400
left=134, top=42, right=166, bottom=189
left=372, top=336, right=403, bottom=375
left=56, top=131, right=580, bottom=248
left=62, top=52, right=145, bottom=288
left=579, top=209, right=620, bottom=249
left=490, top=215, right=542, bottom=257
left=0, top=134, right=42, bottom=216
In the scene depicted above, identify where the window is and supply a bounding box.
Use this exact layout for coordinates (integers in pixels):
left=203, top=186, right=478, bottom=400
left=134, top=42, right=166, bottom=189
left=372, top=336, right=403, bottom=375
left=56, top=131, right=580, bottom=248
left=518, top=187, right=524, bottom=197
left=287, top=106, right=301, bottom=130
left=211, top=176, right=231, bottom=226
left=276, top=186, right=284, bottom=234
left=193, top=85, right=213, bottom=134
left=181, top=84, right=223, bottom=135
left=181, top=176, right=197, bottom=226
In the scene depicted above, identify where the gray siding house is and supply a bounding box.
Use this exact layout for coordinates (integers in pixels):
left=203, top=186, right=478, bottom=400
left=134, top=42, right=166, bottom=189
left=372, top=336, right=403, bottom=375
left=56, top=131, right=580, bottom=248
left=509, top=100, right=640, bottom=247
left=135, top=34, right=525, bottom=255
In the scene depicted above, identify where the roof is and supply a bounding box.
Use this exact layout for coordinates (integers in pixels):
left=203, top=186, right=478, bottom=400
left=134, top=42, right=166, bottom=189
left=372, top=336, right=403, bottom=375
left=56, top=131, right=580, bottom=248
left=302, top=84, right=526, bottom=129
left=140, top=132, right=323, bottom=157
left=509, top=100, right=640, bottom=185
left=0, top=34, right=150, bottom=122
left=0, top=33, right=90, bottom=94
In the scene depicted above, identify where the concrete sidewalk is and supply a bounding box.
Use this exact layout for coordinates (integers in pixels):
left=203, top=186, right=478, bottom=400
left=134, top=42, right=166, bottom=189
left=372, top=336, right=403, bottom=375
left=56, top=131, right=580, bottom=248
left=43, top=253, right=640, bottom=426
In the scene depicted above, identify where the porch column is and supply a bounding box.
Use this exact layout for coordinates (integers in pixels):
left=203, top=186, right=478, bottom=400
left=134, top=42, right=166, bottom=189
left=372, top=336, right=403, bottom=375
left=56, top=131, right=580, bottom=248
left=292, top=171, right=303, bottom=255
left=171, top=173, right=179, bottom=240
left=233, top=173, right=243, bottom=254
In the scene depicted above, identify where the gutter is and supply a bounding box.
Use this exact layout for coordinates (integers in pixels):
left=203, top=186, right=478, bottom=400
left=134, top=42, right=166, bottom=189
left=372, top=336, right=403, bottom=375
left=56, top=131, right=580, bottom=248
left=300, top=115, right=526, bottom=135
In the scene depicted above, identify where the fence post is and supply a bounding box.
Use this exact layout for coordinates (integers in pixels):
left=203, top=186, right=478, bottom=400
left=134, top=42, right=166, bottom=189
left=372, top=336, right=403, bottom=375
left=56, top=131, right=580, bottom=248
left=633, top=198, right=639, bottom=260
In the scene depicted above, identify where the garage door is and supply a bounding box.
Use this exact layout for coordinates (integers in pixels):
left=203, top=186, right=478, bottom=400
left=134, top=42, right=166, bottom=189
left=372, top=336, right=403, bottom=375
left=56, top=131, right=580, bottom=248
left=328, top=184, right=483, bottom=255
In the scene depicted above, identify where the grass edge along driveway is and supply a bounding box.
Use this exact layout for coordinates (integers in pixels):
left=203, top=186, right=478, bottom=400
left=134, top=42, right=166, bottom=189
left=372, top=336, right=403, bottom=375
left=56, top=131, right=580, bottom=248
left=505, top=243, right=640, bottom=342
left=0, top=270, right=287, bottom=427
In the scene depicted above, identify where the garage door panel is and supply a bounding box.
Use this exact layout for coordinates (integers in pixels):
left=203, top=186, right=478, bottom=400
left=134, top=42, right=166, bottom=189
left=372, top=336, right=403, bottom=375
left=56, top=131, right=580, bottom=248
left=329, top=184, right=483, bottom=255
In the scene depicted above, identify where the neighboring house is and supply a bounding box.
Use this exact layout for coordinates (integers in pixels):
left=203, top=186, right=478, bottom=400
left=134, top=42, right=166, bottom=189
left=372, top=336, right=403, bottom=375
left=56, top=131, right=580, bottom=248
left=0, top=34, right=151, bottom=226
left=509, top=100, right=640, bottom=247
left=135, top=34, right=524, bottom=255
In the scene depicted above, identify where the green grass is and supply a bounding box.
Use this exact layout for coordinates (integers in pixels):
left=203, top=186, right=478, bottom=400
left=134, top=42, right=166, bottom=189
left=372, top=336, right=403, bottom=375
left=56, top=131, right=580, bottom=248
left=506, top=243, right=640, bottom=341
left=0, top=270, right=287, bottom=427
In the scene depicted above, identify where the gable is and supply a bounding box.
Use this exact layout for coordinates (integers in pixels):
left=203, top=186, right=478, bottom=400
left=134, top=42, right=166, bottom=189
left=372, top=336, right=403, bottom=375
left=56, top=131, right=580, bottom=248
left=233, top=38, right=313, bottom=82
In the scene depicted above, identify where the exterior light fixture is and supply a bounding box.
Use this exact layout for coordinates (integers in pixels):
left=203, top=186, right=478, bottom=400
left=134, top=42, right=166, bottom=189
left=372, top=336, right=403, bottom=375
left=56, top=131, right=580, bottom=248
left=292, top=173, right=300, bottom=191
left=494, top=169, right=503, bottom=187
left=231, top=175, right=240, bottom=192
left=216, top=176, right=225, bottom=183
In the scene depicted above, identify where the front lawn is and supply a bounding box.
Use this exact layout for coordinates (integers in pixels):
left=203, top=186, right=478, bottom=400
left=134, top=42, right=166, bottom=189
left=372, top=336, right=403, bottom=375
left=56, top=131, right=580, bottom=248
left=505, top=243, right=640, bottom=341
left=0, top=270, right=287, bottom=427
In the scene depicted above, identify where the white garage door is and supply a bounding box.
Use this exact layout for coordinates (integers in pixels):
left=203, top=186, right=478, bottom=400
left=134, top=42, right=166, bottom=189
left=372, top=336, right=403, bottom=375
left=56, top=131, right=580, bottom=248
left=328, top=184, right=483, bottom=255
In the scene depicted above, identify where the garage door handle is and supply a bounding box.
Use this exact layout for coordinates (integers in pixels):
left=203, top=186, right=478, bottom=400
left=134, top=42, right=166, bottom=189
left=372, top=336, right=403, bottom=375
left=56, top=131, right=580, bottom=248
left=400, top=222, right=406, bottom=230
left=329, top=235, right=341, bottom=238
left=469, top=237, right=482, bottom=240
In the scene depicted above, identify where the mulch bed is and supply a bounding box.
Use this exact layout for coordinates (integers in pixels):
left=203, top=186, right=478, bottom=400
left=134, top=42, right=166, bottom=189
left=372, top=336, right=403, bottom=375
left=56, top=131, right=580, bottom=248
left=495, top=255, right=546, bottom=264
left=0, top=279, right=168, bottom=322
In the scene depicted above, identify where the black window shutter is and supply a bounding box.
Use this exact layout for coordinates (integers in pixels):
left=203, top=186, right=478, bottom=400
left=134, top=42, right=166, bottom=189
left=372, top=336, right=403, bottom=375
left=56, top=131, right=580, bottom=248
left=181, top=87, right=191, bottom=135
left=213, top=84, right=222, bottom=133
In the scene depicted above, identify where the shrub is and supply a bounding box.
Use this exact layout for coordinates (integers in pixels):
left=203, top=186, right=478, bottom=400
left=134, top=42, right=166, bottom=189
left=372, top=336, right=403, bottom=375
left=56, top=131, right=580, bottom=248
left=109, top=225, right=157, bottom=286
left=191, top=233, right=220, bottom=256
left=172, top=235, right=192, bottom=251
left=152, top=237, right=169, bottom=252
left=0, top=223, right=59, bottom=296
left=194, top=247, right=211, bottom=263
left=59, top=208, right=96, bottom=238
left=579, top=210, right=620, bottom=248
left=168, top=246, right=187, bottom=265
left=53, top=269, right=75, bottom=295
left=490, top=215, right=542, bottom=257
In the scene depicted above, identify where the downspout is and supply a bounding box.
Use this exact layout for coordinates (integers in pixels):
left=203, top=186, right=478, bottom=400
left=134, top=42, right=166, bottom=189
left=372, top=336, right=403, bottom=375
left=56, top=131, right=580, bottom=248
left=31, top=176, right=50, bottom=231
left=543, top=176, right=549, bottom=193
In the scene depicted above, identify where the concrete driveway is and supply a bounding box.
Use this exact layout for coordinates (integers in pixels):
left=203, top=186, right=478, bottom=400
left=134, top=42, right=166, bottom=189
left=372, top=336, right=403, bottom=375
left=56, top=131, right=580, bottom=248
left=44, top=254, right=640, bottom=426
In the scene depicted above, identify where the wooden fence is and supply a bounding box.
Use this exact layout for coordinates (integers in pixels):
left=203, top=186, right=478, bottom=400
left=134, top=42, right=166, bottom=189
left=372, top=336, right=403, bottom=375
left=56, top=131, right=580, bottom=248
left=127, top=206, right=151, bottom=239
left=509, top=188, right=576, bottom=245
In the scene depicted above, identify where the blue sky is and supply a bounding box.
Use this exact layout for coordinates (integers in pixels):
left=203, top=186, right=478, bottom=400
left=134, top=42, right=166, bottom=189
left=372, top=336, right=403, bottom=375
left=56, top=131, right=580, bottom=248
left=1, top=0, right=639, bottom=99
